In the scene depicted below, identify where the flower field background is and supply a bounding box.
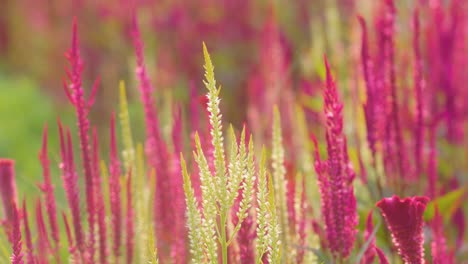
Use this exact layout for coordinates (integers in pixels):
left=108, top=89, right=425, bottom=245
left=0, top=0, right=467, bottom=263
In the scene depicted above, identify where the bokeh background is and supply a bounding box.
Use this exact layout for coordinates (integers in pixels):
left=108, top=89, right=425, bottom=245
left=0, top=0, right=362, bottom=201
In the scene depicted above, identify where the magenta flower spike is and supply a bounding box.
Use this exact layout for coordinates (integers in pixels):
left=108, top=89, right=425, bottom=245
left=10, top=202, right=23, bottom=264
left=431, top=209, right=453, bottom=264
left=357, top=15, right=379, bottom=162
left=38, top=124, right=60, bottom=248
left=312, top=57, right=357, bottom=260
left=58, top=121, right=84, bottom=255
left=0, top=159, right=18, bottom=225
left=125, top=171, right=134, bottom=264
left=63, top=17, right=100, bottom=259
left=109, top=113, right=122, bottom=259
left=131, top=13, right=176, bottom=258
left=412, top=9, right=425, bottom=178
left=377, top=196, right=429, bottom=264
left=22, top=200, right=34, bottom=264
left=362, top=212, right=376, bottom=264
left=92, top=128, right=108, bottom=264
left=35, top=200, right=51, bottom=263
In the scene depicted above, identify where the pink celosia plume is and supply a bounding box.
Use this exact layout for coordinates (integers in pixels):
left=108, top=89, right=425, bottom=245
left=38, top=125, right=60, bottom=250
left=22, top=200, right=34, bottom=264
left=10, top=202, right=23, bottom=264
left=58, top=121, right=84, bottom=255
left=92, top=128, right=108, bottom=264
left=109, top=113, right=122, bottom=259
left=131, top=14, right=175, bottom=258
left=312, top=57, right=357, bottom=260
left=63, top=17, right=100, bottom=260
left=0, top=159, right=18, bottom=225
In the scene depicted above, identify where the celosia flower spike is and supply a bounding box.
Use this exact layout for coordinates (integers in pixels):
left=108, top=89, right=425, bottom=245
left=431, top=209, right=453, bottom=264
left=35, top=200, right=51, bottom=263
left=357, top=15, right=379, bottom=161
left=22, top=200, right=34, bottom=264
left=413, top=9, right=424, bottom=178
left=0, top=159, right=17, bottom=242
left=0, top=159, right=18, bottom=228
left=312, top=57, right=357, bottom=260
left=180, top=155, right=204, bottom=264
left=131, top=15, right=173, bottom=255
left=58, top=122, right=84, bottom=255
left=377, top=196, right=429, bottom=264
left=109, top=113, right=122, bottom=259
left=362, top=212, right=375, bottom=264
left=63, top=18, right=99, bottom=258
left=10, top=202, right=23, bottom=264
left=126, top=170, right=135, bottom=264
left=92, top=128, right=108, bottom=264
left=38, top=124, right=60, bottom=248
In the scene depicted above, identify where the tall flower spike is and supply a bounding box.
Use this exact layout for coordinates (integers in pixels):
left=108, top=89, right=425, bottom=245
left=131, top=14, right=173, bottom=254
left=412, top=9, right=424, bottom=178
left=377, top=196, right=429, bottom=264
left=0, top=159, right=18, bottom=227
left=109, top=113, right=122, bottom=260
left=271, top=106, right=290, bottom=255
left=430, top=208, right=453, bottom=264
left=126, top=170, right=135, bottom=264
left=180, top=155, right=204, bottom=264
left=10, top=202, right=23, bottom=264
left=92, top=128, right=108, bottom=264
left=358, top=15, right=379, bottom=161
left=58, top=121, right=84, bottom=254
left=22, top=200, right=34, bottom=264
left=35, top=200, right=51, bottom=263
left=313, top=57, right=357, bottom=260
left=38, top=124, right=60, bottom=249
left=63, top=18, right=99, bottom=259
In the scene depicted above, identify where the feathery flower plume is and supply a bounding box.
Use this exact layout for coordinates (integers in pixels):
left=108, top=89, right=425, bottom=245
left=412, top=9, right=425, bottom=178
left=92, top=128, right=108, bottom=264
left=62, top=212, right=79, bottom=262
left=382, top=0, right=407, bottom=183
left=358, top=15, right=380, bottom=161
left=255, top=148, right=281, bottom=263
left=35, top=200, right=51, bottom=263
left=295, top=173, right=308, bottom=264
left=125, top=170, right=135, bottom=264
left=63, top=18, right=100, bottom=259
left=0, top=159, right=18, bottom=232
left=180, top=155, right=204, bottom=264
left=10, top=202, right=23, bottom=264
left=271, top=107, right=291, bottom=256
left=361, top=211, right=388, bottom=264
left=131, top=14, right=173, bottom=255
left=361, top=211, right=376, bottom=264
left=377, top=195, right=429, bottom=264
left=109, top=113, right=122, bottom=260
left=22, top=200, right=34, bottom=264
left=312, top=57, right=357, bottom=260
left=58, top=121, right=84, bottom=255
left=38, top=125, right=60, bottom=249
left=170, top=105, right=187, bottom=264
left=181, top=44, right=257, bottom=264
left=431, top=209, right=453, bottom=264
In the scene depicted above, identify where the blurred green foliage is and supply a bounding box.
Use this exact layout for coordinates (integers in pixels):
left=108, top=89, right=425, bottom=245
left=0, top=74, right=72, bottom=207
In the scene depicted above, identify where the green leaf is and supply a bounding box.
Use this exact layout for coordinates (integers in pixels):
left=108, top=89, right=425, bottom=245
left=424, top=187, right=466, bottom=222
